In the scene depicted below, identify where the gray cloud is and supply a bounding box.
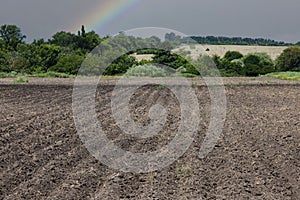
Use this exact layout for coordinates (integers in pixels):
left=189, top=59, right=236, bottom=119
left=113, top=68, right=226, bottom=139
left=0, top=0, right=299, bottom=42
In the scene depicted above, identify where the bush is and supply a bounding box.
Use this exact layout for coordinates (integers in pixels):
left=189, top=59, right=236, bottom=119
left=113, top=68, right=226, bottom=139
left=13, top=76, right=29, bottom=83
left=48, top=53, right=84, bottom=74
left=192, top=55, right=220, bottom=77
left=104, top=54, right=137, bottom=75
left=0, top=71, right=18, bottom=78
left=179, top=73, right=198, bottom=78
left=221, top=60, right=245, bottom=77
left=275, top=47, right=300, bottom=72
left=126, top=64, right=168, bottom=77
left=152, top=50, right=190, bottom=70
left=185, top=63, right=200, bottom=75
left=0, top=49, right=9, bottom=72
left=136, top=49, right=159, bottom=55
left=30, top=72, right=72, bottom=78
left=224, top=51, right=243, bottom=61
left=243, top=53, right=275, bottom=76
left=212, top=55, right=245, bottom=76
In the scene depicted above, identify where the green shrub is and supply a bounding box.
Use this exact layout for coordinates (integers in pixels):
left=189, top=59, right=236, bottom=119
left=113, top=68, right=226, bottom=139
left=126, top=64, right=168, bottom=77
left=48, top=53, right=84, bottom=74
left=224, top=51, right=243, bottom=61
left=136, top=49, right=159, bottom=55
left=192, top=55, right=220, bottom=77
left=30, top=72, right=72, bottom=78
left=157, top=84, right=166, bottom=89
left=104, top=54, right=138, bottom=75
left=243, top=53, right=275, bottom=76
left=13, top=76, right=28, bottom=83
left=275, top=47, right=300, bottom=72
left=180, top=73, right=198, bottom=78
left=152, top=50, right=190, bottom=70
left=263, top=72, right=300, bottom=81
left=176, top=166, right=192, bottom=175
left=0, top=71, right=18, bottom=78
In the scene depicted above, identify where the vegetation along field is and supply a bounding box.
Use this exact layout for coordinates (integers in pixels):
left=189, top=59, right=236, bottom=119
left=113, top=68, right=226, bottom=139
left=1, top=24, right=300, bottom=79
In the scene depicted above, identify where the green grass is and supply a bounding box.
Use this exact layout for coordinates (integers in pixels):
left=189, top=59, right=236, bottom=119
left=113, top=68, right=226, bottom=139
left=157, top=84, right=166, bottom=89
left=125, top=64, right=168, bottom=77
left=29, top=72, right=75, bottom=78
left=0, top=71, right=74, bottom=78
left=266, top=80, right=277, bottom=85
left=171, top=73, right=198, bottom=78
left=263, top=72, right=300, bottom=81
left=176, top=166, right=192, bottom=175
left=13, top=76, right=29, bottom=83
left=0, top=71, right=18, bottom=78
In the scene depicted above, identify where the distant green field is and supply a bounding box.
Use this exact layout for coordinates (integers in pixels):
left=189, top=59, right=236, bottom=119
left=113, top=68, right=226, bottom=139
left=263, top=72, right=300, bottom=81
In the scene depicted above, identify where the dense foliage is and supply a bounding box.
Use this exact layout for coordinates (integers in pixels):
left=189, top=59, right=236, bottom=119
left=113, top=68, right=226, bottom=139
left=0, top=25, right=26, bottom=50
left=0, top=24, right=299, bottom=77
left=213, top=52, right=277, bottom=77
left=275, top=47, right=300, bottom=72
left=190, top=36, right=292, bottom=46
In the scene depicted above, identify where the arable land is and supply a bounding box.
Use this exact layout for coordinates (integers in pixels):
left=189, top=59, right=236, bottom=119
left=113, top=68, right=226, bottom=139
left=0, top=78, right=299, bottom=199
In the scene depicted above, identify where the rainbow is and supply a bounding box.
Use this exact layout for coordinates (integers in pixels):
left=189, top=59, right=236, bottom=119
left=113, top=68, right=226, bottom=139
left=72, top=0, right=142, bottom=34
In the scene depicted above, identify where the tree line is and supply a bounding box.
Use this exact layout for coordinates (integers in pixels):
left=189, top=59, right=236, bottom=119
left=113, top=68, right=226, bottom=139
left=0, top=24, right=299, bottom=77
left=0, top=24, right=104, bottom=75
left=190, top=36, right=294, bottom=46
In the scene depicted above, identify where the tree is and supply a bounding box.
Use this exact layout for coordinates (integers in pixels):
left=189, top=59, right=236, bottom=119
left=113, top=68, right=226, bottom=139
left=78, top=31, right=102, bottom=52
left=15, top=43, right=61, bottom=73
left=32, top=38, right=45, bottom=46
left=81, top=25, right=86, bottom=37
left=38, top=44, right=61, bottom=71
left=165, top=33, right=182, bottom=45
left=49, top=31, right=77, bottom=48
left=224, top=51, right=243, bottom=61
left=159, top=41, right=175, bottom=51
left=243, top=53, right=275, bottom=76
left=51, top=27, right=102, bottom=52
left=17, top=43, right=41, bottom=72
left=0, top=49, right=9, bottom=72
left=0, top=25, right=26, bottom=50
left=104, top=54, right=137, bottom=75
left=49, top=53, right=84, bottom=74
left=190, top=36, right=291, bottom=46
left=192, top=55, right=219, bottom=77
left=6, top=51, right=29, bottom=73
left=275, top=47, right=300, bottom=72
left=152, top=50, right=189, bottom=70
left=212, top=54, right=245, bottom=76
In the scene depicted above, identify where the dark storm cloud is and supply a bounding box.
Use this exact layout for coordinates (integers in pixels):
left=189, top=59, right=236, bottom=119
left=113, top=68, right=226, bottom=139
left=0, top=0, right=299, bottom=42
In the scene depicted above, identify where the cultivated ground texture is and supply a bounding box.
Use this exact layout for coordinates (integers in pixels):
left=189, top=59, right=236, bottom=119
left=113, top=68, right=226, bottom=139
left=0, top=77, right=299, bottom=199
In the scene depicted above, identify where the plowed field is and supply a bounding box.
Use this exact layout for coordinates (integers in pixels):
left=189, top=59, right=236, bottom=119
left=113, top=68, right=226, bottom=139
left=1, top=78, right=299, bottom=199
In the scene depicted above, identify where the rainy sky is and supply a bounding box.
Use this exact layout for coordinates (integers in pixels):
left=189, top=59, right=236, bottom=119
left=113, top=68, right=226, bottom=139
left=0, top=0, right=299, bottom=42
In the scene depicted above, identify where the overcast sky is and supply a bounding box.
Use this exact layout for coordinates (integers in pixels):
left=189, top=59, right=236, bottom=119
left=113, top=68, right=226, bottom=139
left=0, top=0, right=299, bottom=42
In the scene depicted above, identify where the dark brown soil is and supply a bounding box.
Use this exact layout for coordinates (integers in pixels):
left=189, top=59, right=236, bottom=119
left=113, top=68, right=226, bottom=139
left=0, top=78, right=299, bottom=199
